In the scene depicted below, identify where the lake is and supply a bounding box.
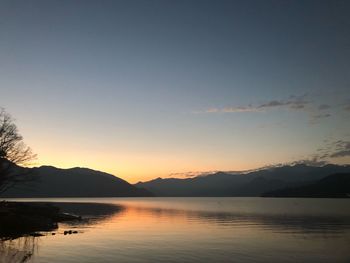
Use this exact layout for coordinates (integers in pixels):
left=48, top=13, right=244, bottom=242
left=1, top=197, right=350, bottom=263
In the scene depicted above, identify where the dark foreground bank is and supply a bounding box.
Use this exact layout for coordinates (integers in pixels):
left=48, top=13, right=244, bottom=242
left=0, top=201, right=81, bottom=239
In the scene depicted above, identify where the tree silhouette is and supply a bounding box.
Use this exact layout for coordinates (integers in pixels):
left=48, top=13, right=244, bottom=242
left=0, top=108, right=36, bottom=194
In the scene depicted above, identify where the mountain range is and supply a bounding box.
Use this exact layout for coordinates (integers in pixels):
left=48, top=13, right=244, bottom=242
left=2, top=164, right=350, bottom=198
left=135, top=164, right=350, bottom=197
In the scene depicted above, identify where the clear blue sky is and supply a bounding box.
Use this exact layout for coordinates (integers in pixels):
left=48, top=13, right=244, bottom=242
left=1, top=0, right=349, bottom=182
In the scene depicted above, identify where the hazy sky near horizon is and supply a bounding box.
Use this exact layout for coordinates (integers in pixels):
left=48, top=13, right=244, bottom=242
left=1, top=0, right=350, bottom=183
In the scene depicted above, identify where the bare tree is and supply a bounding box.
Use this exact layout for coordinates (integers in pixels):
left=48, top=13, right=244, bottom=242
left=0, top=108, right=36, bottom=194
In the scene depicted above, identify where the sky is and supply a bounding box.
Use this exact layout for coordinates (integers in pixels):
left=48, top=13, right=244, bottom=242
left=0, top=0, right=349, bottom=183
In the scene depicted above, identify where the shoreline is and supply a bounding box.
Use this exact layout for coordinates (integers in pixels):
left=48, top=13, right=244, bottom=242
left=0, top=201, right=81, bottom=239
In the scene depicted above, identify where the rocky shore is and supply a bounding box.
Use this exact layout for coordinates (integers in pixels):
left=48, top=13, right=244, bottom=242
left=0, top=201, right=81, bottom=239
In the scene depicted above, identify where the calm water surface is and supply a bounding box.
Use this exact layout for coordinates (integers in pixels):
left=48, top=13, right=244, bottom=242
left=2, top=197, right=350, bottom=263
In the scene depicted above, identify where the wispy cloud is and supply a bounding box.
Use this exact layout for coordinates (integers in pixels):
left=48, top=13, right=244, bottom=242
left=249, top=139, right=350, bottom=169
left=318, top=104, right=331, bottom=110
left=312, top=139, right=350, bottom=161
left=258, top=96, right=308, bottom=110
left=198, top=95, right=309, bottom=114
left=199, top=105, right=261, bottom=114
left=329, top=140, right=350, bottom=158
left=168, top=168, right=272, bottom=178
left=263, top=139, right=350, bottom=167
left=311, top=113, right=331, bottom=120
left=168, top=171, right=218, bottom=178
left=290, top=158, right=329, bottom=166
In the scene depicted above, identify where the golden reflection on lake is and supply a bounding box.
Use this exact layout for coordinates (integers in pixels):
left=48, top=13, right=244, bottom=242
left=2, top=198, right=350, bottom=263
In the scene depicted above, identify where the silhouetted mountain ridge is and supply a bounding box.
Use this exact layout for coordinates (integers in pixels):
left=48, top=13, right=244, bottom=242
left=262, top=173, right=350, bottom=198
left=3, top=165, right=152, bottom=197
left=136, top=164, right=350, bottom=197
